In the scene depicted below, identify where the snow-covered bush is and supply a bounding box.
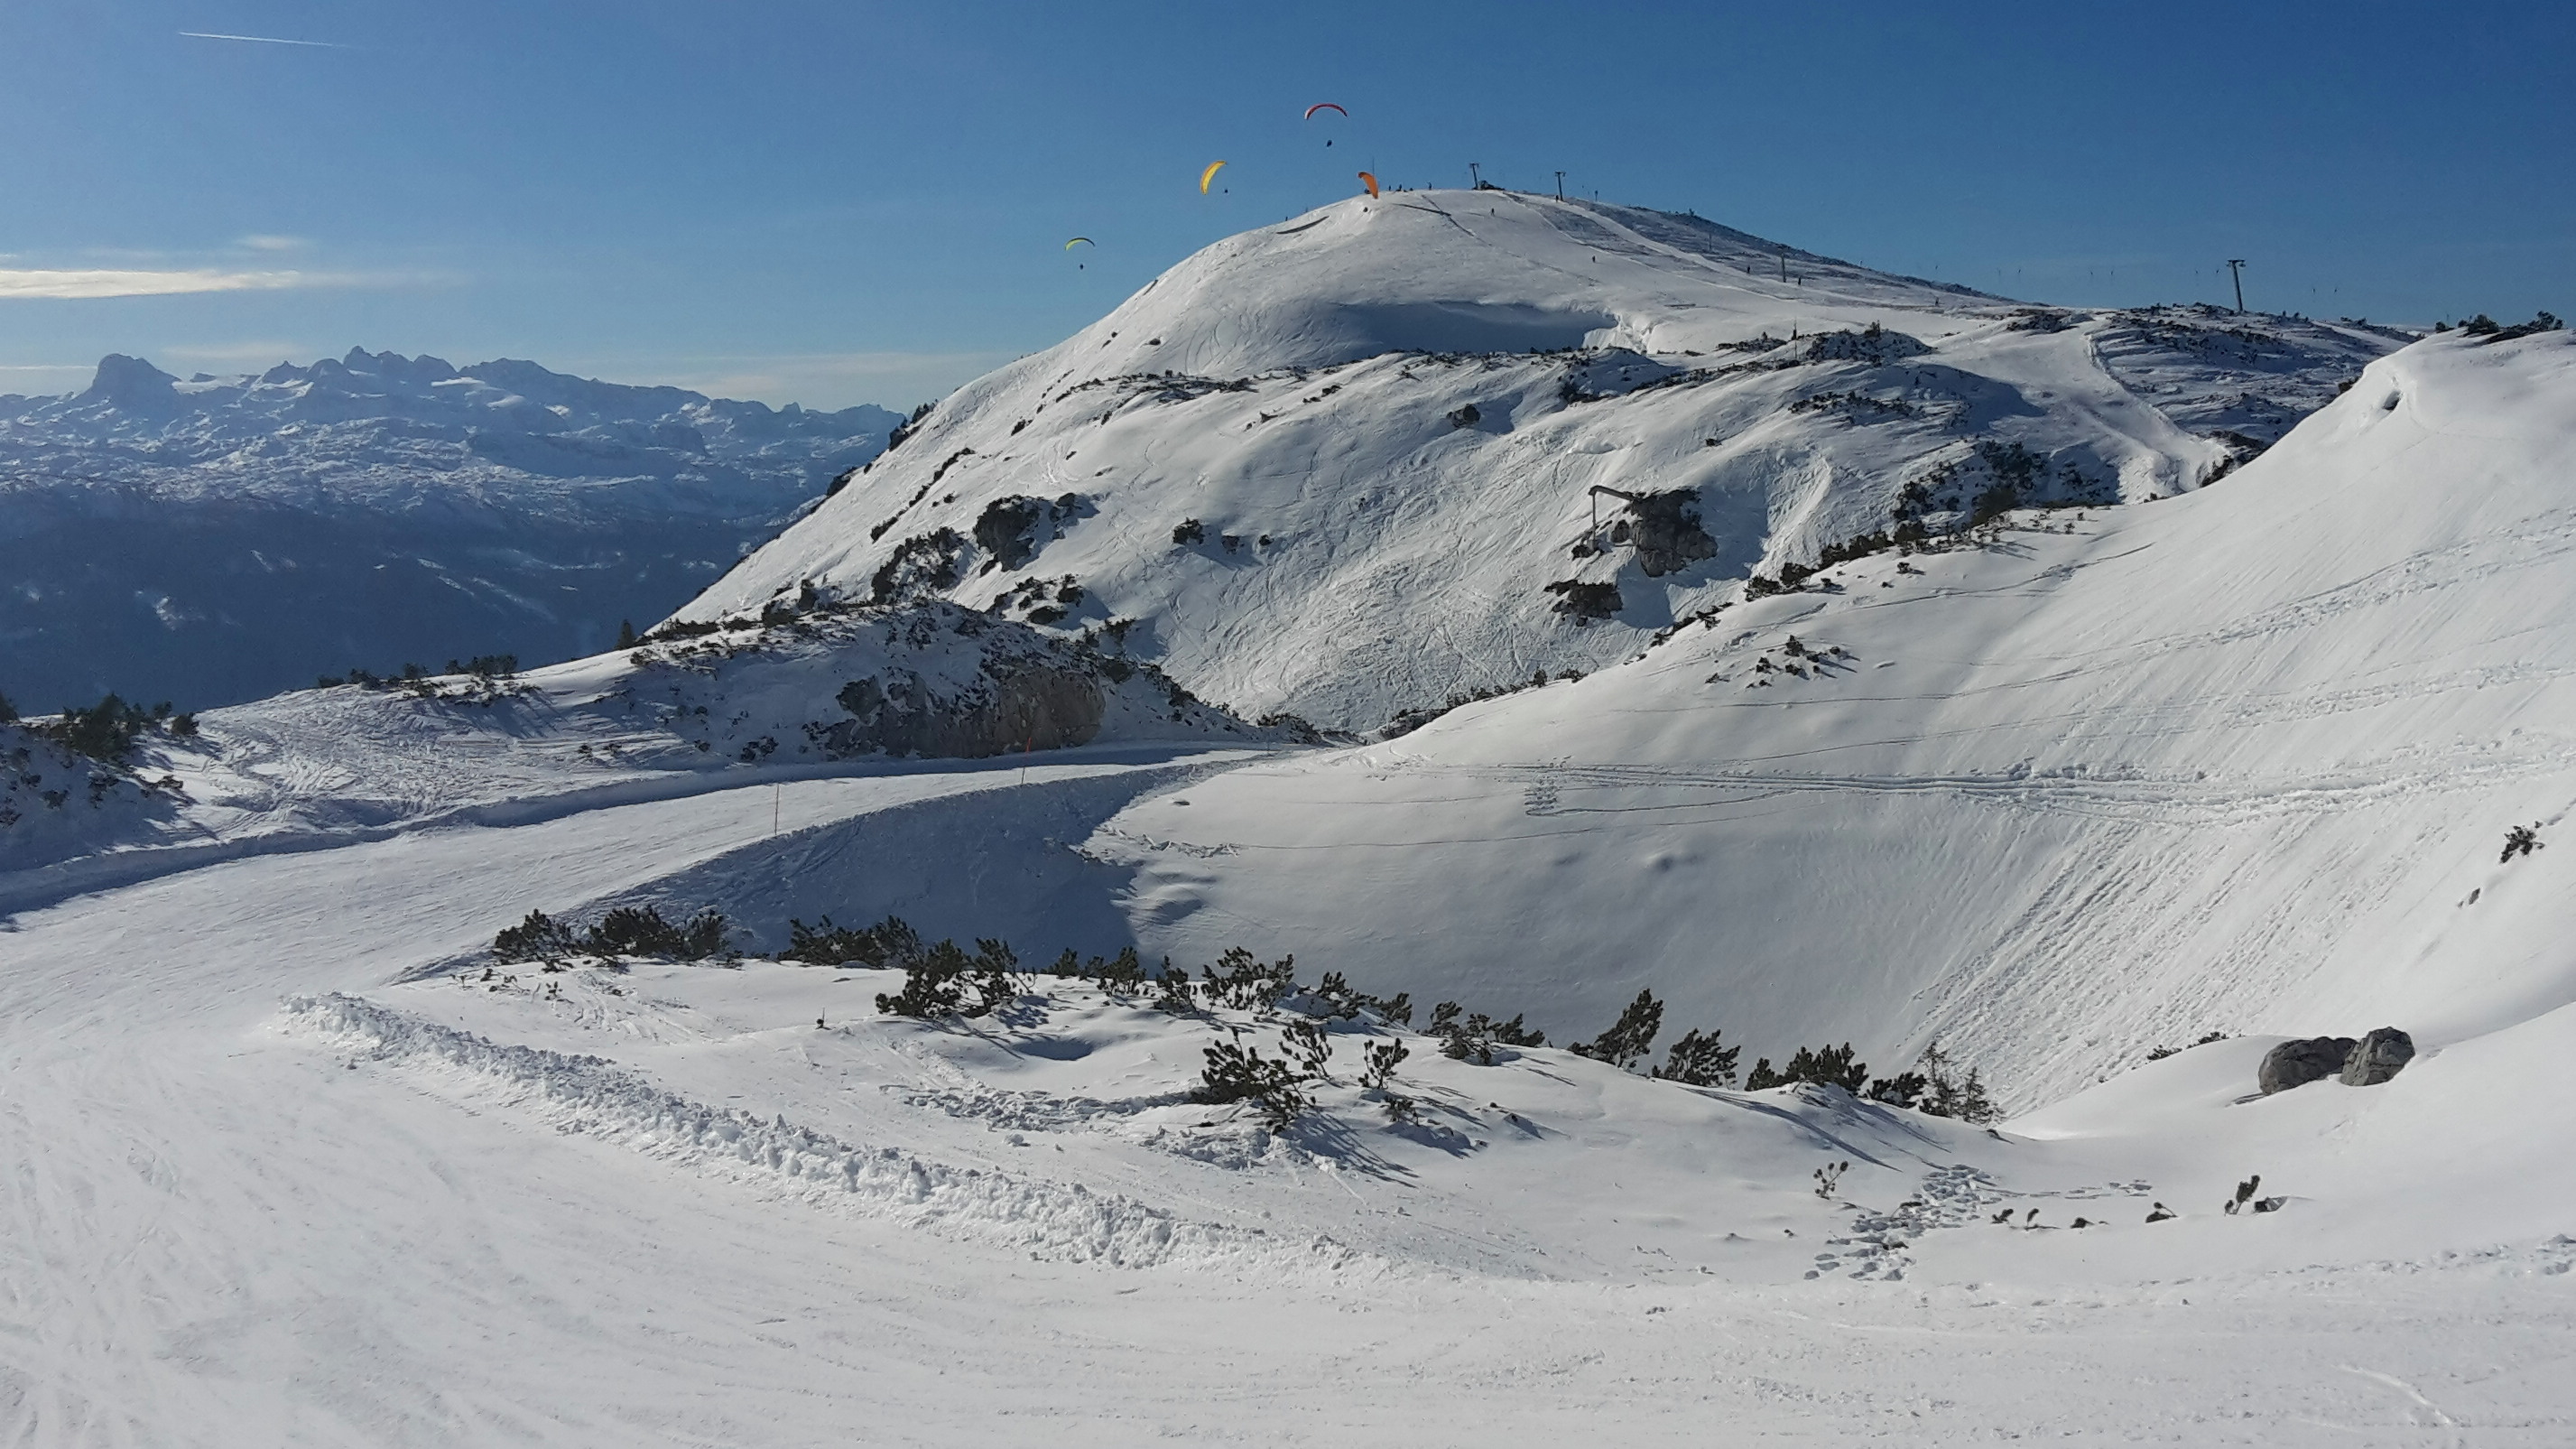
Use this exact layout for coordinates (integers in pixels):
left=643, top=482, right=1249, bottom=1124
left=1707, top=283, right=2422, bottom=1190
left=875, top=937, right=1023, bottom=1019
left=1745, top=1042, right=1867, bottom=1092
left=494, top=905, right=731, bottom=965
left=1427, top=999, right=1546, bottom=1064
left=1571, top=989, right=1664, bottom=1070
left=1359, top=1038, right=1410, bottom=1090
left=1652, top=1027, right=1741, bottom=1087
left=1199, top=947, right=1296, bottom=1010
left=1194, top=1037, right=1309, bottom=1129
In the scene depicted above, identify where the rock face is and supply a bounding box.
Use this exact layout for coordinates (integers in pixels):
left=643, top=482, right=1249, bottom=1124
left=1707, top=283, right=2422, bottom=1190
left=2258, top=1036, right=2356, bottom=1094
left=2257, top=1028, right=2418, bottom=1092
left=2339, top=1026, right=2417, bottom=1086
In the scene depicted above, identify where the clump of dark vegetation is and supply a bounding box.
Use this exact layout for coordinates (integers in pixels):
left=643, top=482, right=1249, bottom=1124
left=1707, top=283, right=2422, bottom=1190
left=1427, top=999, right=1547, bottom=1064
left=1859, top=1042, right=1997, bottom=1121
left=32, top=694, right=174, bottom=763
left=314, top=655, right=523, bottom=704
left=876, top=938, right=1024, bottom=1018
left=784, top=914, right=921, bottom=966
left=493, top=905, right=731, bottom=965
left=1200, top=947, right=1297, bottom=1010
left=781, top=913, right=1023, bottom=1017
left=1378, top=668, right=1578, bottom=739
left=1543, top=579, right=1623, bottom=620
left=2503, top=822, right=2544, bottom=863
left=1744, top=1042, right=1867, bottom=1092
left=2145, top=1028, right=2232, bottom=1063
left=2466, top=311, right=2561, bottom=344
left=1193, top=1036, right=1310, bottom=1129
left=868, top=528, right=967, bottom=604
left=1311, top=970, right=1412, bottom=1026
left=1570, top=988, right=1664, bottom=1070
left=1653, top=1027, right=1742, bottom=1087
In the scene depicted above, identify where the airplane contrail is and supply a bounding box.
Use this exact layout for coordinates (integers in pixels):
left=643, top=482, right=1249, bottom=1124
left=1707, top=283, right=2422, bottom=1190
left=178, top=32, right=345, bottom=49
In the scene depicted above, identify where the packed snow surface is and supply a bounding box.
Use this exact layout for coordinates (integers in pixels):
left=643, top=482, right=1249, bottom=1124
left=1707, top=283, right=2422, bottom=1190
left=0, top=348, right=897, bottom=710
left=687, top=191, right=2401, bottom=731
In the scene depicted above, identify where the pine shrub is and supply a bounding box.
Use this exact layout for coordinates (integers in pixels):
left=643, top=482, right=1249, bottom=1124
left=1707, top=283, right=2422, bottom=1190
left=1571, top=989, right=1663, bottom=1071
left=1194, top=1038, right=1309, bottom=1128
left=1652, top=1027, right=1740, bottom=1087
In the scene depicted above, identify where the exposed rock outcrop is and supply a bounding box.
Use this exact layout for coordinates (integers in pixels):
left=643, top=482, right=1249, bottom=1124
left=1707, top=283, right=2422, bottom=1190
left=2258, top=1036, right=2355, bottom=1094
left=2338, top=1026, right=2416, bottom=1086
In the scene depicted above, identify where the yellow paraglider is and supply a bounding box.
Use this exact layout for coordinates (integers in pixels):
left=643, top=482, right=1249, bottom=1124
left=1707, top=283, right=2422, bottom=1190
left=1199, top=160, right=1227, bottom=194
left=1063, top=237, right=1094, bottom=249
left=1357, top=172, right=1379, bottom=199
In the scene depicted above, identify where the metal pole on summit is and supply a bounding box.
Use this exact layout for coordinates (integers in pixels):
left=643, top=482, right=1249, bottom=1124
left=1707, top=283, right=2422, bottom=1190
left=2226, top=259, right=2248, bottom=313
left=1555, top=171, right=1566, bottom=200
left=1469, top=162, right=1481, bottom=189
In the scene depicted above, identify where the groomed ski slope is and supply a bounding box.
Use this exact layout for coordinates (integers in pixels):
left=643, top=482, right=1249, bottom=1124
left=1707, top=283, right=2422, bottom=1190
left=5, top=760, right=2572, bottom=1446
left=1097, top=329, right=2576, bottom=1109
left=682, top=190, right=2395, bottom=731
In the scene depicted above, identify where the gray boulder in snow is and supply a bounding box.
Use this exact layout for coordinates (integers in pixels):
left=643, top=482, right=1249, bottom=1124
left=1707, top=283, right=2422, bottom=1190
left=2258, top=1036, right=2356, bottom=1094
left=2338, top=1027, right=2416, bottom=1086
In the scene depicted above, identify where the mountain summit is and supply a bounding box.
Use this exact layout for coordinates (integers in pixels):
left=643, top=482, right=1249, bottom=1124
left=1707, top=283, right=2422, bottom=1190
left=680, top=191, right=2400, bottom=731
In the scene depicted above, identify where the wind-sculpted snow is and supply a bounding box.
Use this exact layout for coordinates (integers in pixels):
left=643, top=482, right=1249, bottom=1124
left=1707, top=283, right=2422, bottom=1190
left=0, top=348, right=898, bottom=710
left=687, top=191, right=2398, bottom=731
left=282, top=992, right=1378, bottom=1277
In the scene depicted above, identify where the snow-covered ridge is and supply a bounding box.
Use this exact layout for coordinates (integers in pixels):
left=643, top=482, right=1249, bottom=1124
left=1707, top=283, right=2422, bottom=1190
left=0, top=349, right=900, bottom=711
left=0, top=599, right=1267, bottom=899
left=1095, top=329, right=2576, bottom=1110
left=682, top=192, right=2402, bottom=730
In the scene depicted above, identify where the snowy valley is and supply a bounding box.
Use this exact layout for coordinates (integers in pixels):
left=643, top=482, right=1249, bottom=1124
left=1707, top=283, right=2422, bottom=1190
left=5, top=194, right=2573, bottom=1445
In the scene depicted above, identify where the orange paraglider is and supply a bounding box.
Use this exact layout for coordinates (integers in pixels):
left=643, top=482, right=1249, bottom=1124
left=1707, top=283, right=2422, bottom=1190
left=1357, top=172, right=1379, bottom=199
left=1199, top=160, right=1227, bottom=194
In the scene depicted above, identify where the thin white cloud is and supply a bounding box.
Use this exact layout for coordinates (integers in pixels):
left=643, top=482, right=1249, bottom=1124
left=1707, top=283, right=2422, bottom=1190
left=178, top=32, right=344, bottom=48
left=236, top=235, right=309, bottom=252
left=0, top=268, right=317, bottom=301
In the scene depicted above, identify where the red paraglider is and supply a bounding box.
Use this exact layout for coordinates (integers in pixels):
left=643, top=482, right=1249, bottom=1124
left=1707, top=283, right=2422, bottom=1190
left=1302, top=102, right=1348, bottom=120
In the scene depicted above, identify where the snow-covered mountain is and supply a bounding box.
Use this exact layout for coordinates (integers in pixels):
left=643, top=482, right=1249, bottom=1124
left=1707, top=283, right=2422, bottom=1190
left=1097, top=328, right=2576, bottom=1111
left=0, top=349, right=900, bottom=711
left=5, top=193, right=2572, bottom=1444
left=681, top=192, right=2403, bottom=732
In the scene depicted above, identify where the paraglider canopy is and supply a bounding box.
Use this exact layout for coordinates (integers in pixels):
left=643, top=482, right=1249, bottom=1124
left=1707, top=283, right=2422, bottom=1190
left=1302, top=102, right=1348, bottom=120
left=1063, top=237, right=1094, bottom=249
left=1199, top=160, right=1227, bottom=194
left=1357, top=172, right=1379, bottom=199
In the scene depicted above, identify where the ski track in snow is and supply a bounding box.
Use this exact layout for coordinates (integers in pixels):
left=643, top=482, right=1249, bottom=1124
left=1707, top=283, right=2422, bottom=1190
left=278, top=992, right=1385, bottom=1279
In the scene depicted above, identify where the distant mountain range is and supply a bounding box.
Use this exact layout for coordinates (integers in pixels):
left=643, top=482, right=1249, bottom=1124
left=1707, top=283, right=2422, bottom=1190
left=0, top=349, right=898, bottom=710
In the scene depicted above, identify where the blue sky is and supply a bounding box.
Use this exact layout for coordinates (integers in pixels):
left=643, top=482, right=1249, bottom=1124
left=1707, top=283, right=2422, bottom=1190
left=3, top=1, right=2567, bottom=409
